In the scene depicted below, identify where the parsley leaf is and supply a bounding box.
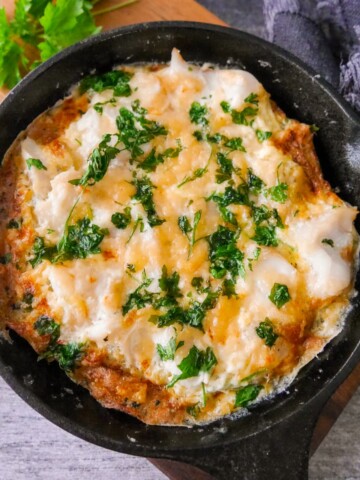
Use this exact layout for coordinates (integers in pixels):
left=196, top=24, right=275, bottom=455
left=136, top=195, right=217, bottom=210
left=269, top=283, right=291, bottom=308
left=252, top=224, right=278, bottom=247
left=255, top=129, right=272, bottom=142
left=244, top=93, right=259, bottom=105
left=34, top=315, right=84, bottom=372
left=111, top=207, right=131, bottom=229
left=207, top=226, right=245, bottom=281
left=256, top=318, right=278, bottom=347
left=131, top=175, right=164, bottom=227
left=167, top=345, right=217, bottom=388
left=223, top=136, right=246, bottom=152
left=322, top=238, right=334, bottom=247
left=267, top=182, right=288, bottom=203
left=177, top=153, right=211, bottom=188
left=116, top=102, right=167, bottom=161
left=53, top=217, right=109, bottom=263
left=178, top=210, right=202, bottom=258
left=69, top=134, right=119, bottom=186
left=93, top=97, right=117, bottom=114
left=247, top=246, right=261, bottom=271
left=156, top=335, right=184, bottom=361
left=220, top=101, right=231, bottom=113
left=139, top=145, right=182, bottom=172
left=215, top=152, right=235, bottom=184
left=189, top=102, right=209, bottom=126
left=122, top=270, right=155, bottom=315
left=80, top=70, right=132, bottom=97
left=222, top=278, right=236, bottom=298
left=247, top=168, right=265, bottom=194
left=0, top=8, right=24, bottom=88
left=26, top=157, right=47, bottom=170
left=231, top=106, right=258, bottom=126
left=38, top=0, right=100, bottom=62
left=158, top=266, right=183, bottom=306
left=235, top=384, right=263, bottom=408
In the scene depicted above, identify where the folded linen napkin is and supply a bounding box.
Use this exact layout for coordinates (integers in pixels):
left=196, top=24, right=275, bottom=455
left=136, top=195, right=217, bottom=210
left=263, top=0, right=360, bottom=112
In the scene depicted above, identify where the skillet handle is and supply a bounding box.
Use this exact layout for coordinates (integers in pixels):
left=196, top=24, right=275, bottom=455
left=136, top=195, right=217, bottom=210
left=174, top=405, right=322, bottom=480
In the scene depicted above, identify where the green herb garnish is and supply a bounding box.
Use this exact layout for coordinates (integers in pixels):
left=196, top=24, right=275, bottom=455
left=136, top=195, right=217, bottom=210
left=139, top=145, right=182, bottom=172
left=156, top=335, right=184, bottom=361
left=81, top=70, right=132, bottom=97
left=269, top=283, right=291, bottom=308
left=34, top=315, right=84, bottom=372
left=178, top=210, right=202, bottom=258
left=207, top=225, right=245, bottom=281
left=189, top=101, right=209, bottom=126
left=93, top=97, right=117, bottom=114
left=252, top=224, right=278, bottom=247
left=255, top=129, right=272, bottom=142
left=122, top=270, right=155, bottom=315
left=167, top=345, right=217, bottom=388
left=69, top=134, right=119, bottom=186
left=256, top=318, right=278, bottom=347
left=131, top=175, right=164, bottom=227
left=116, top=101, right=167, bottom=161
left=111, top=207, right=131, bottom=229
left=321, top=238, right=334, bottom=247
left=26, top=158, right=47, bottom=170
left=235, top=384, right=263, bottom=408
left=244, top=93, right=259, bottom=105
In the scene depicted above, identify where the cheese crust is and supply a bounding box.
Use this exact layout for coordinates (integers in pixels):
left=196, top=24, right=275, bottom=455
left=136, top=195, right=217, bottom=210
left=0, top=50, right=358, bottom=425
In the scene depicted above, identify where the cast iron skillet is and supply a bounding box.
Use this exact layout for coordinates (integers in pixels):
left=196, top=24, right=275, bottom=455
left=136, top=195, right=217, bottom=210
left=0, top=22, right=359, bottom=480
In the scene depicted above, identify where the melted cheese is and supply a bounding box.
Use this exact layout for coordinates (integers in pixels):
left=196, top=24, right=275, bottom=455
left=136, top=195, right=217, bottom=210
left=5, top=49, right=358, bottom=423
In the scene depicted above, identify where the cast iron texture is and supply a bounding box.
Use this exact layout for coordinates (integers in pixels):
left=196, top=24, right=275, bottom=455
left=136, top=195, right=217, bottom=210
left=0, top=22, right=359, bottom=480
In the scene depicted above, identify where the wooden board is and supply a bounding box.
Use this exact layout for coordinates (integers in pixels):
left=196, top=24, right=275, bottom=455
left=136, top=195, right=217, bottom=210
left=1, top=1, right=359, bottom=478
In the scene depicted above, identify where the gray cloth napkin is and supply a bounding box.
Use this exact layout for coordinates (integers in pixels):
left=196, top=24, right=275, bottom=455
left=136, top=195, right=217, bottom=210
left=263, top=0, right=360, bottom=112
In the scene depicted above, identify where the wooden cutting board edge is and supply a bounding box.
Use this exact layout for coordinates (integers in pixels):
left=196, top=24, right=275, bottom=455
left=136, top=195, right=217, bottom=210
left=1, top=1, right=359, bottom=478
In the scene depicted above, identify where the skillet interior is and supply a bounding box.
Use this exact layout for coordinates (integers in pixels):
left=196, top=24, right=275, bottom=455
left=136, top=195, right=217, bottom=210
left=0, top=22, right=360, bottom=458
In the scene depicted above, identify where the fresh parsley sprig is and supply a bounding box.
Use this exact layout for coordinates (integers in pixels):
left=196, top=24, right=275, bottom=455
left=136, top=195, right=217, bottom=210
left=0, top=0, right=137, bottom=90
left=178, top=210, right=203, bottom=258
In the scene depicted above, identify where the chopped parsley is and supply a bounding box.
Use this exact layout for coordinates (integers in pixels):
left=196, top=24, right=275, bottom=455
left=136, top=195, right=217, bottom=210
left=177, top=154, right=211, bottom=188
left=267, top=182, right=288, bottom=203
left=235, top=384, right=263, bottom=408
left=255, top=129, right=272, bottom=142
left=247, top=168, right=265, bottom=194
left=126, top=217, right=144, bottom=244
left=252, top=224, right=278, bottom=247
left=80, top=70, right=133, bottom=97
left=189, top=101, right=209, bottom=126
left=215, top=152, right=236, bottom=184
left=167, top=345, right=217, bottom=388
left=207, top=226, right=245, bottom=281
left=269, top=283, right=291, bottom=308
left=247, top=246, right=261, bottom=271
left=116, top=101, right=167, bottom=161
left=30, top=205, right=108, bottom=267
left=26, top=158, right=47, bottom=170
left=34, top=315, right=84, bottom=372
left=231, top=106, right=258, bottom=126
left=69, top=134, right=119, bottom=186
left=220, top=101, right=231, bottom=113
left=139, top=145, right=182, bottom=172
left=222, top=278, right=236, bottom=298
left=178, top=210, right=202, bottom=258
left=256, top=318, right=279, bottom=347
left=122, top=270, right=155, bottom=315
left=131, top=176, right=164, bottom=227
left=158, top=266, right=183, bottom=306
left=156, top=335, right=184, bottom=361
left=111, top=207, right=131, bottom=229
left=322, top=238, right=334, bottom=247
left=93, top=97, right=117, bottom=114
left=244, top=93, right=259, bottom=105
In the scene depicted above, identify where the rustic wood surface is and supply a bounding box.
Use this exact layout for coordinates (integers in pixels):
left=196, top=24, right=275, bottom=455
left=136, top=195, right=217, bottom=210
left=0, top=0, right=359, bottom=479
